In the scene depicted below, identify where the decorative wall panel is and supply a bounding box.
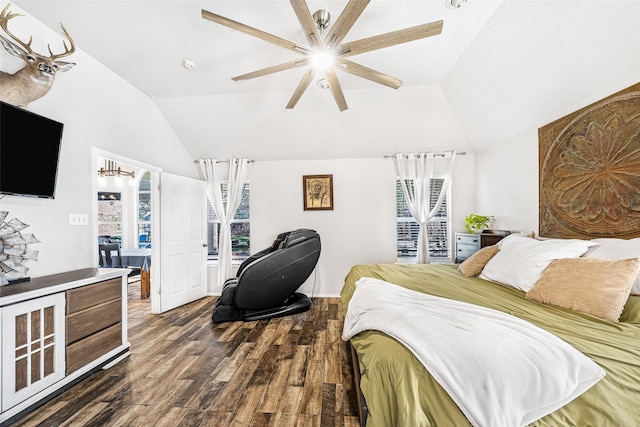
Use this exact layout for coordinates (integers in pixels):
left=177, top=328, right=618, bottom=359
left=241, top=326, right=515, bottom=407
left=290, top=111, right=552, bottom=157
left=539, top=82, right=640, bottom=238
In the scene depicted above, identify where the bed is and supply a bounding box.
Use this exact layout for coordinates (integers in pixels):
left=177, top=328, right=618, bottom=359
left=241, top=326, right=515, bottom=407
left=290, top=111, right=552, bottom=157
left=340, top=235, right=640, bottom=427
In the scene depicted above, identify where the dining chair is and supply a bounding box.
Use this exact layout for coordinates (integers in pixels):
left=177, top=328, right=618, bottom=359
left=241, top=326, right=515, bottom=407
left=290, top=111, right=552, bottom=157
left=98, top=243, right=141, bottom=278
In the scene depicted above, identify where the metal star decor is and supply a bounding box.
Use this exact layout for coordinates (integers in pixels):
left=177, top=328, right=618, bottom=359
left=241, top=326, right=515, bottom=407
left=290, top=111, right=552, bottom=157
left=0, top=211, right=40, bottom=285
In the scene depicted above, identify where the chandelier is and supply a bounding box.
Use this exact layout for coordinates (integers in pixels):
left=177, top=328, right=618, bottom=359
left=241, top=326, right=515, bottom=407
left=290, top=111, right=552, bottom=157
left=97, top=160, right=135, bottom=187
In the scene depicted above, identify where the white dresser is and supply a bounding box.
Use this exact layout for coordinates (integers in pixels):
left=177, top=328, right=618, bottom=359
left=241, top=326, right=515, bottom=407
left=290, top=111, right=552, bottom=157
left=0, top=268, right=130, bottom=425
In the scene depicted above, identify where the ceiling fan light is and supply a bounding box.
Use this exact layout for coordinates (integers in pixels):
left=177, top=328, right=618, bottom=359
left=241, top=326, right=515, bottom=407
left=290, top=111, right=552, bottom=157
left=311, top=50, right=335, bottom=70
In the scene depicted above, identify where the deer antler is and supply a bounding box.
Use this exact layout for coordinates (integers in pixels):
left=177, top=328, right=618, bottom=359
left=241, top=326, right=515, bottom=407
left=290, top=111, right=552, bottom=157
left=0, top=3, right=77, bottom=107
left=0, top=4, right=75, bottom=59
left=0, top=4, right=34, bottom=54
left=48, top=24, right=75, bottom=59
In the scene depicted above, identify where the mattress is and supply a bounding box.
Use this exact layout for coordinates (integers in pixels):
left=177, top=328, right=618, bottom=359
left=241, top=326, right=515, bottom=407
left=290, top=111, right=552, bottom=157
left=340, top=263, right=640, bottom=427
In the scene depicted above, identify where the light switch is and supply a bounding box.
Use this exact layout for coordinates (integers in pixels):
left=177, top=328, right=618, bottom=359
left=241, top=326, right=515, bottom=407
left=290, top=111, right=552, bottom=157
left=69, top=213, right=88, bottom=226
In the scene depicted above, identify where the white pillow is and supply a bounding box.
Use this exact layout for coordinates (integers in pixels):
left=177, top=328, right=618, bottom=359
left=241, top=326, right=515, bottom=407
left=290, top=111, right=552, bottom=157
left=497, top=232, right=533, bottom=249
left=479, top=234, right=596, bottom=292
left=584, top=238, right=640, bottom=295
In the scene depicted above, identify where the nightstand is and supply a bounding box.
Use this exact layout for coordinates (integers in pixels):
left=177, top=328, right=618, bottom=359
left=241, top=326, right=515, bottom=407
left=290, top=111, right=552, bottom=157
left=480, top=230, right=511, bottom=247
left=455, top=230, right=511, bottom=263
left=455, top=233, right=481, bottom=263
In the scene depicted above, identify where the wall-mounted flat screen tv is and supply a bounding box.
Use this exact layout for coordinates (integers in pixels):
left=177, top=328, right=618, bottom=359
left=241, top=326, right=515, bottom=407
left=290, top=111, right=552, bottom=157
left=0, top=101, right=64, bottom=199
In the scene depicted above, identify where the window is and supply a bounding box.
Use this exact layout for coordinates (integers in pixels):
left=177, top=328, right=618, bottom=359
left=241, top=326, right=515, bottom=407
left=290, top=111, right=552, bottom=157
left=137, top=171, right=152, bottom=248
left=206, top=183, right=250, bottom=260
left=396, top=178, right=451, bottom=262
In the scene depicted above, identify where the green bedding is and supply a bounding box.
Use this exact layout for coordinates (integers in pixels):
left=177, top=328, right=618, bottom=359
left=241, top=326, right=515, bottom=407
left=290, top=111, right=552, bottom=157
left=340, top=263, right=640, bottom=427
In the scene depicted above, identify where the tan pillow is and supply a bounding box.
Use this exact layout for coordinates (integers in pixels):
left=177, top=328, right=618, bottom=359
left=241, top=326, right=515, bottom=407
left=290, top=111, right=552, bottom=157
left=458, top=244, right=499, bottom=277
left=525, top=258, right=640, bottom=322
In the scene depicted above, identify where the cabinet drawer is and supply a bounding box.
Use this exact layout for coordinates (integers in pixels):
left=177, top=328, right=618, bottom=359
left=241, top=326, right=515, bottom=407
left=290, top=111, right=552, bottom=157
left=456, top=246, right=477, bottom=261
left=66, top=278, right=121, bottom=315
left=66, top=322, right=122, bottom=374
left=66, top=298, right=121, bottom=345
left=455, top=233, right=482, bottom=263
left=456, top=234, right=481, bottom=246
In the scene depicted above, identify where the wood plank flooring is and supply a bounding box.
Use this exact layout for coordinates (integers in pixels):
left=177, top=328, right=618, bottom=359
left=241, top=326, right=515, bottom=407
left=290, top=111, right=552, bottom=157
left=11, top=283, right=361, bottom=427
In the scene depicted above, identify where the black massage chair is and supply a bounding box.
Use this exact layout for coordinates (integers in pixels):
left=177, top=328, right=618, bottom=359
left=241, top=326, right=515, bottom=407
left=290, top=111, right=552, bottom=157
left=212, top=229, right=321, bottom=323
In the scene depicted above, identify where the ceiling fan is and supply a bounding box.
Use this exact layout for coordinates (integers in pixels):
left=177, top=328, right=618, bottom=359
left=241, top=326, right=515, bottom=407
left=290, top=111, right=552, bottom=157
left=201, top=0, right=443, bottom=112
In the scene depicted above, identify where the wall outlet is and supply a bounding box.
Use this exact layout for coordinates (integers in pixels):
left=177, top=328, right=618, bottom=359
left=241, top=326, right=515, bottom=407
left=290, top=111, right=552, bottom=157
left=69, top=213, right=89, bottom=226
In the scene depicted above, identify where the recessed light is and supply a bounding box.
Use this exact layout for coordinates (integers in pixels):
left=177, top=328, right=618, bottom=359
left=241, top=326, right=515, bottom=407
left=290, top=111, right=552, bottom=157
left=182, top=59, right=196, bottom=70
left=446, top=0, right=468, bottom=8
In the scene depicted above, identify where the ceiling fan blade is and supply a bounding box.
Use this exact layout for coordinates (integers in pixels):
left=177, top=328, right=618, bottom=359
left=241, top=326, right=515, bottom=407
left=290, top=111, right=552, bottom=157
left=338, top=59, right=402, bottom=89
left=324, top=0, right=370, bottom=48
left=233, top=58, right=310, bottom=81
left=202, top=9, right=309, bottom=54
left=340, top=20, right=443, bottom=57
left=289, top=0, right=322, bottom=48
left=325, top=68, right=348, bottom=112
left=286, top=67, right=317, bottom=109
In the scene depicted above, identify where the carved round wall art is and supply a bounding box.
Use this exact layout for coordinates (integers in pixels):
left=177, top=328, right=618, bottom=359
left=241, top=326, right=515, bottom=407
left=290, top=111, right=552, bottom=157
left=539, top=84, right=640, bottom=239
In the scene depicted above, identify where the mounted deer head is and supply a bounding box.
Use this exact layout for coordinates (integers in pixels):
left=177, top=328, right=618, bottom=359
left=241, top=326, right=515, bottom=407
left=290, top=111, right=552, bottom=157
left=0, top=4, right=75, bottom=108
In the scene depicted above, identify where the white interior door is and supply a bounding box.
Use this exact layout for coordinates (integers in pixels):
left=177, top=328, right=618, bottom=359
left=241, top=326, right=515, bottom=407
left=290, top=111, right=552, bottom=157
left=159, top=172, right=208, bottom=313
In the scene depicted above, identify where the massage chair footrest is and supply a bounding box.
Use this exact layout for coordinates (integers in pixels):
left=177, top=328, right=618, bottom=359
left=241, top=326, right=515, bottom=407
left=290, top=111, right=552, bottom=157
left=212, top=293, right=312, bottom=323
left=244, top=292, right=312, bottom=321
left=212, top=300, right=243, bottom=323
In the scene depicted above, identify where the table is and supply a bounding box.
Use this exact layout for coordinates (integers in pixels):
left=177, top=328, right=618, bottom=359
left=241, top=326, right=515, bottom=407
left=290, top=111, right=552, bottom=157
left=119, top=248, right=151, bottom=268
left=117, top=248, right=151, bottom=298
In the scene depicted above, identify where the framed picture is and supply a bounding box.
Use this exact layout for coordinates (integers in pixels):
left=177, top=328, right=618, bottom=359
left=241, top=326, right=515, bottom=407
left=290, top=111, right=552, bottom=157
left=303, top=174, right=333, bottom=210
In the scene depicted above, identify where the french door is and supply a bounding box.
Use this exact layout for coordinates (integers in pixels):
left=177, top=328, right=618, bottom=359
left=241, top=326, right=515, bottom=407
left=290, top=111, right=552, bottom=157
left=158, top=172, right=208, bottom=313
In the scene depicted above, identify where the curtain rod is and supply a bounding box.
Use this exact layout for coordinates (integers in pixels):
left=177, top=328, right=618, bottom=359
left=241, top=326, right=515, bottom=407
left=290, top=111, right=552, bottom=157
left=384, top=151, right=466, bottom=159
left=193, top=159, right=255, bottom=164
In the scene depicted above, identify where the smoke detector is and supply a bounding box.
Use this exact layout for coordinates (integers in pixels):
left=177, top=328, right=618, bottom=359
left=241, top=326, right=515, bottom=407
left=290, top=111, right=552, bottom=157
left=182, top=59, right=196, bottom=70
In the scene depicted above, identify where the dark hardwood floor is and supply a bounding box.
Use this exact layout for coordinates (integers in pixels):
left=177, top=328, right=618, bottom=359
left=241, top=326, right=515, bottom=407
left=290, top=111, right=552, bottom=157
left=12, top=282, right=361, bottom=426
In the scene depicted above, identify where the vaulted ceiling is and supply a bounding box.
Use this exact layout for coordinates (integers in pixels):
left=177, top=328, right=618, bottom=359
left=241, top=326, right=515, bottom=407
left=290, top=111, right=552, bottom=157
left=11, top=1, right=640, bottom=161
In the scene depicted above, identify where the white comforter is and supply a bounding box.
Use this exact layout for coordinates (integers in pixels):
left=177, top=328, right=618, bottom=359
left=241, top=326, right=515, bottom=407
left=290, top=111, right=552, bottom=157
left=342, top=277, right=605, bottom=427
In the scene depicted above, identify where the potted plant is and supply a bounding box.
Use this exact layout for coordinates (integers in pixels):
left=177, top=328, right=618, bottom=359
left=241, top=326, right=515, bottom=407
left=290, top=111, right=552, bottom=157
left=464, top=214, right=494, bottom=233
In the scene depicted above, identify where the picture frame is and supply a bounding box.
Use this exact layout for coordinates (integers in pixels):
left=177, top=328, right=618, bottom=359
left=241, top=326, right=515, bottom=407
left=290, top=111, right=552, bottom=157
left=303, top=174, right=333, bottom=211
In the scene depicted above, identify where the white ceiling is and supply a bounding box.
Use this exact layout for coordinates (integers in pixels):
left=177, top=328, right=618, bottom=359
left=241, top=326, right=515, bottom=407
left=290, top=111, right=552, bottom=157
left=10, top=0, right=640, bottom=161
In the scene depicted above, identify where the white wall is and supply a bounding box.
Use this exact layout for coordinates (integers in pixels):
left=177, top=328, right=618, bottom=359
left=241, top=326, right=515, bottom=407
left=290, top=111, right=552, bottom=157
left=0, top=3, right=196, bottom=279
left=475, top=129, right=539, bottom=234
left=206, top=155, right=476, bottom=297
left=251, top=158, right=396, bottom=298
left=473, top=77, right=640, bottom=236
left=0, top=3, right=478, bottom=292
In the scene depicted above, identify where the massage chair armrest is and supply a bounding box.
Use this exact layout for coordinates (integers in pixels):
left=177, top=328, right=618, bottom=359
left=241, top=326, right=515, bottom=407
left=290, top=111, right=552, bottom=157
left=223, top=277, right=237, bottom=287
left=220, top=278, right=238, bottom=305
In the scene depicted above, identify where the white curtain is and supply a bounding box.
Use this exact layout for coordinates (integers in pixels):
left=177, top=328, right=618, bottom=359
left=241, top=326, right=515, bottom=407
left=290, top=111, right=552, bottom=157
left=393, top=152, right=456, bottom=264
left=196, top=158, right=251, bottom=286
